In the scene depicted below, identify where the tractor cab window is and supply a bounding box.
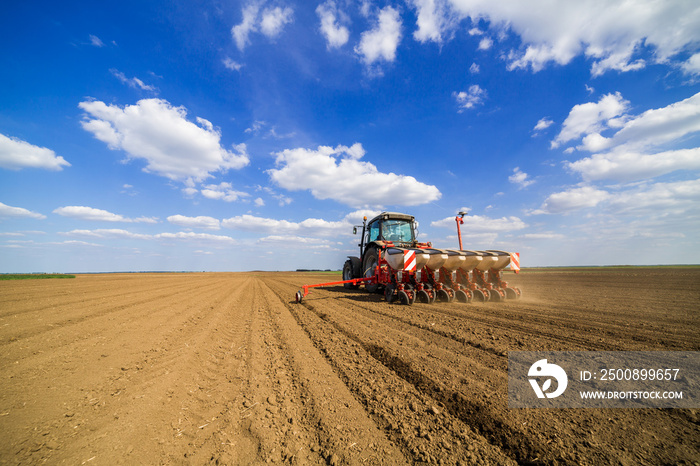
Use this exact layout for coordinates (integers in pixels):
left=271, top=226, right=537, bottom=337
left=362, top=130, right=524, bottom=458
left=381, top=220, right=414, bottom=243
left=367, top=221, right=380, bottom=243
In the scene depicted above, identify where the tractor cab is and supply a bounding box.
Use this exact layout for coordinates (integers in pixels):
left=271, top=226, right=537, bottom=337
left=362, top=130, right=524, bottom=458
left=344, top=212, right=419, bottom=292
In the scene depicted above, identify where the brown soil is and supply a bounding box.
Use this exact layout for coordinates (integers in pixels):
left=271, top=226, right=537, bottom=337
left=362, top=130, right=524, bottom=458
left=0, top=269, right=698, bottom=465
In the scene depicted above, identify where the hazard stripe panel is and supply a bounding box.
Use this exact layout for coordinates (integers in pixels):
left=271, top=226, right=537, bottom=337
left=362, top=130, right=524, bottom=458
left=510, top=252, right=520, bottom=274
left=404, top=250, right=416, bottom=271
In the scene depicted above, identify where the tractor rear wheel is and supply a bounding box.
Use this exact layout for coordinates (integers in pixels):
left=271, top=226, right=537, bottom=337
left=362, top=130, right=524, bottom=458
left=343, top=260, right=358, bottom=289
left=363, top=247, right=380, bottom=293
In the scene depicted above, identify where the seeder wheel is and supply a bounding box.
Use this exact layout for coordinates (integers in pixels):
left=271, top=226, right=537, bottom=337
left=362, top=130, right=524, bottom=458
left=455, top=289, right=470, bottom=303
left=488, top=289, right=504, bottom=302
left=384, top=284, right=396, bottom=303
left=436, top=289, right=450, bottom=303
left=472, top=289, right=487, bottom=302
left=416, top=289, right=430, bottom=303
left=398, top=290, right=411, bottom=305
left=505, top=287, right=518, bottom=300
left=295, top=291, right=303, bottom=303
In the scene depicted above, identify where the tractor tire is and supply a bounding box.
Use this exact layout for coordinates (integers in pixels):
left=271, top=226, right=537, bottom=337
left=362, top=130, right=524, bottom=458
left=343, top=260, right=359, bottom=289
left=363, top=247, right=380, bottom=293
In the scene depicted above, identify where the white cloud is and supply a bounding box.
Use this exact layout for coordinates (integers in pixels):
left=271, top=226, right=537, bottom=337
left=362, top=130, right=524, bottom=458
left=478, top=37, right=493, bottom=50
left=469, top=62, right=480, bottom=74
left=0, top=133, right=70, bottom=171
left=0, top=202, right=46, bottom=219
left=431, top=214, right=526, bottom=232
left=508, top=167, right=534, bottom=188
left=200, top=182, right=249, bottom=202
left=254, top=197, right=265, bottom=207
left=257, top=235, right=335, bottom=249
left=533, top=117, right=553, bottom=132
left=355, top=6, right=402, bottom=65
left=89, top=34, right=104, bottom=47
left=552, top=92, right=630, bottom=148
left=267, top=143, right=441, bottom=208
left=53, top=206, right=157, bottom=223
left=425, top=0, right=700, bottom=75
left=559, top=92, right=700, bottom=182
left=606, top=179, right=700, bottom=215
left=167, top=215, right=221, bottom=230
left=569, top=149, right=700, bottom=183
left=260, top=6, right=294, bottom=38
left=79, top=98, right=249, bottom=183
left=453, top=85, right=487, bottom=111
left=317, top=1, right=350, bottom=49
left=109, top=69, right=157, bottom=92
left=681, top=52, right=700, bottom=76
left=62, top=228, right=236, bottom=244
left=222, top=57, right=243, bottom=71
left=231, top=3, right=293, bottom=51
left=531, top=186, right=610, bottom=214
left=223, top=214, right=352, bottom=237
left=409, top=0, right=457, bottom=44
left=232, top=3, right=260, bottom=51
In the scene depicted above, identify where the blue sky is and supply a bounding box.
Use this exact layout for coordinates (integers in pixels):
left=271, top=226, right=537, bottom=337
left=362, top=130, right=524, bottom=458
left=1, top=0, right=700, bottom=272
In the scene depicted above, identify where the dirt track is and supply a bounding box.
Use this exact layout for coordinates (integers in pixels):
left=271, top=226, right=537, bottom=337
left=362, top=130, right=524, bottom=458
left=1, top=269, right=699, bottom=465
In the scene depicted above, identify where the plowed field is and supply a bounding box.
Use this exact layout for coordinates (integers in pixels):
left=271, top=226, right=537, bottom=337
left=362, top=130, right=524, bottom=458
left=1, top=269, right=698, bottom=465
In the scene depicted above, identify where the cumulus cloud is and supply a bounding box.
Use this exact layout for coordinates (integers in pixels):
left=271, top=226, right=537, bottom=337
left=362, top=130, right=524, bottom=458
left=53, top=206, right=157, bottom=223
left=231, top=3, right=293, bottom=51
left=223, top=213, right=355, bottom=237
left=0, top=202, right=46, bottom=219
left=267, top=143, right=441, bottom=208
left=0, top=133, right=70, bottom=171
left=355, top=6, right=402, bottom=65
left=317, top=1, right=350, bottom=49
left=167, top=215, right=221, bottom=230
left=558, top=92, right=700, bottom=182
left=606, top=178, right=700, bottom=215
left=569, top=149, right=700, bottom=183
left=409, top=0, right=458, bottom=44
left=411, top=0, right=700, bottom=75
left=531, top=186, right=610, bottom=214
left=79, top=98, right=249, bottom=183
left=508, top=167, right=535, bottom=188
left=200, top=182, right=249, bottom=202
left=453, top=85, right=486, bottom=111
left=552, top=92, right=630, bottom=148
left=431, top=214, right=526, bottom=232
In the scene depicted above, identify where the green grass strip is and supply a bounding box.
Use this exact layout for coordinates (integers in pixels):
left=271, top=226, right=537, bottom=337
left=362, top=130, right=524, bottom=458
left=0, top=274, right=76, bottom=280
